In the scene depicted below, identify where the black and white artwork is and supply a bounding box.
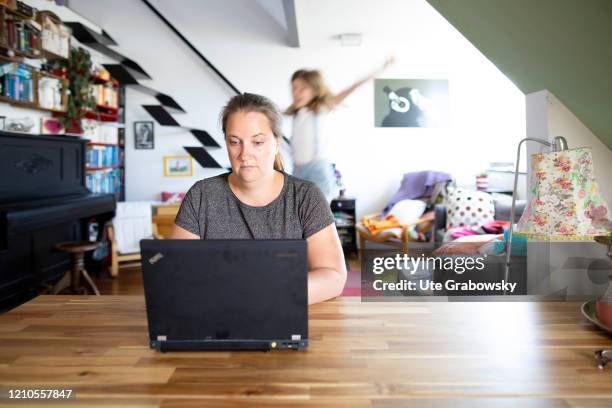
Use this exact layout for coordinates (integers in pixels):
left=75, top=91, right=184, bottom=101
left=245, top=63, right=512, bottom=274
left=374, top=79, right=450, bottom=128
left=134, top=121, right=154, bottom=149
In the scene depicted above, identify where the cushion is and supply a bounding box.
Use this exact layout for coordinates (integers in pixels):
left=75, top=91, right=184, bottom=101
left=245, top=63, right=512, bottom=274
left=445, top=189, right=494, bottom=229
left=387, top=199, right=427, bottom=225
left=493, top=229, right=527, bottom=256
left=433, top=234, right=502, bottom=255
left=161, top=191, right=185, bottom=203
left=113, top=201, right=153, bottom=254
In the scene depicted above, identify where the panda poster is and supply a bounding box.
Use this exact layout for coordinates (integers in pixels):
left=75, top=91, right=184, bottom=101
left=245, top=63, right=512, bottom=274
left=374, top=79, right=450, bottom=127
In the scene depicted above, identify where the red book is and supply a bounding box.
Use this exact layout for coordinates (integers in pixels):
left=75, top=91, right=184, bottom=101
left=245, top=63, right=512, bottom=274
left=7, top=17, right=16, bottom=49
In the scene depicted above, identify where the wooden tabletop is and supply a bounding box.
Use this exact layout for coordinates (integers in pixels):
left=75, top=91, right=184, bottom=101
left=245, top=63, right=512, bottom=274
left=1, top=296, right=612, bottom=407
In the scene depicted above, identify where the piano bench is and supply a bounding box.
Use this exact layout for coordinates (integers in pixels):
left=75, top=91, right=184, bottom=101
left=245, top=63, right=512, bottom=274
left=50, top=241, right=101, bottom=296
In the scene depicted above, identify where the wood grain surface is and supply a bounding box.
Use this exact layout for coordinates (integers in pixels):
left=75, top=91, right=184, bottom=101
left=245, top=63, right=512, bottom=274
left=1, top=296, right=612, bottom=407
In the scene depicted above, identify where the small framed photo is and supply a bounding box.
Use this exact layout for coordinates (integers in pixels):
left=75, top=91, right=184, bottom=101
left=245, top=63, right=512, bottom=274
left=41, top=117, right=65, bottom=134
left=164, top=156, right=193, bottom=177
left=134, top=121, right=154, bottom=149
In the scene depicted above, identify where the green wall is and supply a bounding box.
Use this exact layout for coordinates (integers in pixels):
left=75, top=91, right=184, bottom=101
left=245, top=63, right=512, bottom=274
left=427, top=0, right=612, bottom=149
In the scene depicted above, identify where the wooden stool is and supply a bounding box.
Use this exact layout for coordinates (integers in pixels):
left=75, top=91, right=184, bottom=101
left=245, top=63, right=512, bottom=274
left=51, top=241, right=101, bottom=296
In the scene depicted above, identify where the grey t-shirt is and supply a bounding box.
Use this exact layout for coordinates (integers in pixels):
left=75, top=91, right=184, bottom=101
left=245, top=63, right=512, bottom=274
left=175, top=172, right=334, bottom=239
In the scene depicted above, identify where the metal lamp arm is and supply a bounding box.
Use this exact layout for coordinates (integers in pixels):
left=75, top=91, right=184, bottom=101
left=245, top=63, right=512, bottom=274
left=504, top=137, right=552, bottom=285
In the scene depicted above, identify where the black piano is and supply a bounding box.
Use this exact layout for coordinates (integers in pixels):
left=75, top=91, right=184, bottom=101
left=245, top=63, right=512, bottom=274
left=0, top=131, right=116, bottom=311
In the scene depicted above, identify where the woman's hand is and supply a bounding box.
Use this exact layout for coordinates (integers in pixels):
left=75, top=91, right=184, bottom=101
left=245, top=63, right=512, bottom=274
left=306, top=224, right=347, bottom=304
left=333, top=56, right=396, bottom=106
left=382, top=56, right=396, bottom=71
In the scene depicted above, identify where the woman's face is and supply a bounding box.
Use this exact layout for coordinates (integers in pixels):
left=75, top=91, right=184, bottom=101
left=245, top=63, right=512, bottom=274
left=291, top=78, right=315, bottom=109
left=225, top=111, right=279, bottom=183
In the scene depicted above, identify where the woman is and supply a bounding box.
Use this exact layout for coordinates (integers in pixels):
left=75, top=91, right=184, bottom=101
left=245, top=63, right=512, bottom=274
left=285, top=58, right=394, bottom=201
left=170, top=93, right=346, bottom=305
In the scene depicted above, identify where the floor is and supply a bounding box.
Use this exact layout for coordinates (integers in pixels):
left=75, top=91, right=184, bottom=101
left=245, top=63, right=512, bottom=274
left=93, top=258, right=363, bottom=296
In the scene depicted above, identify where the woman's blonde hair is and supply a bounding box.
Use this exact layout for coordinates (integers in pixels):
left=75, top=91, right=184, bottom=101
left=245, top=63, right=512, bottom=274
left=221, top=93, right=283, bottom=171
left=285, top=69, right=335, bottom=115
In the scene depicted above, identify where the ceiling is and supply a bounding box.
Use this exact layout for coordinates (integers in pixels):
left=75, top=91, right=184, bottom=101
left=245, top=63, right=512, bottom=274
left=427, top=0, right=612, bottom=149
left=293, top=0, right=453, bottom=47
left=68, top=0, right=611, bottom=149
left=266, top=0, right=612, bottom=149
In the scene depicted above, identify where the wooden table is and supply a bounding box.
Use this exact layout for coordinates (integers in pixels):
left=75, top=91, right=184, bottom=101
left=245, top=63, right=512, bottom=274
left=1, top=296, right=612, bottom=407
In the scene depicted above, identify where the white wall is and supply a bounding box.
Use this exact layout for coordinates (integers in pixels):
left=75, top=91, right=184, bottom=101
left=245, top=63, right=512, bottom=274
left=526, top=90, right=611, bottom=297
left=59, top=1, right=525, bottom=215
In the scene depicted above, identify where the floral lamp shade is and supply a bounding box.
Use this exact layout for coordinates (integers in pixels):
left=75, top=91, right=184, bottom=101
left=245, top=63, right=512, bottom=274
left=516, top=147, right=611, bottom=240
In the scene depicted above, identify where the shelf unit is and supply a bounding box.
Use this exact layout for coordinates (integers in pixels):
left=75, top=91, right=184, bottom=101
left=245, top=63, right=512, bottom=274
left=36, top=10, right=71, bottom=61
left=0, top=62, right=68, bottom=113
left=0, top=5, right=68, bottom=114
left=82, top=70, right=124, bottom=200
left=0, top=4, right=133, bottom=201
left=0, top=5, right=41, bottom=59
left=84, top=110, right=118, bottom=122
left=86, top=165, right=119, bottom=171
left=117, top=85, right=125, bottom=201
left=0, top=4, right=123, bottom=200
left=330, top=197, right=358, bottom=258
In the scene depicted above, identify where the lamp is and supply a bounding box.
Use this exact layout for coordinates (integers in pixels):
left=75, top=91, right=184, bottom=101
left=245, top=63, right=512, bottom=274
left=506, top=137, right=612, bottom=367
left=515, top=145, right=611, bottom=238
left=505, top=136, right=568, bottom=285
left=506, top=136, right=611, bottom=282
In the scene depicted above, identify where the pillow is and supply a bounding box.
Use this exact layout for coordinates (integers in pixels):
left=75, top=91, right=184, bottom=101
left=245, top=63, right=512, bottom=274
left=493, top=229, right=527, bottom=256
left=433, top=234, right=502, bottom=255
left=445, top=189, right=494, bottom=229
left=161, top=191, right=185, bottom=203
left=388, top=199, right=427, bottom=225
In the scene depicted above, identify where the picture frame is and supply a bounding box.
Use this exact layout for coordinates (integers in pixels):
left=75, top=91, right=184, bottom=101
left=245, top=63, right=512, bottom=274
left=134, top=121, right=154, bottom=149
left=164, top=156, right=193, bottom=177
left=41, top=117, right=65, bottom=134
left=374, top=79, right=450, bottom=128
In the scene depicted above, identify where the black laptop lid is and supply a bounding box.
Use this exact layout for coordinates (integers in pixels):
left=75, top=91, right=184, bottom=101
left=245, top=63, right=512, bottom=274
left=140, top=239, right=308, bottom=343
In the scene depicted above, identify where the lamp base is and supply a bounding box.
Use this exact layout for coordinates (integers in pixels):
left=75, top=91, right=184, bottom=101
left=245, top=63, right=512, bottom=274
left=595, top=349, right=612, bottom=369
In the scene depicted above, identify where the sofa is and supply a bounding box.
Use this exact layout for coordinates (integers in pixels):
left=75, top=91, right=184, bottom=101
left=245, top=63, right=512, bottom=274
left=434, top=195, right=526, bottom=243
left=396, top=194, right=528, bottom=297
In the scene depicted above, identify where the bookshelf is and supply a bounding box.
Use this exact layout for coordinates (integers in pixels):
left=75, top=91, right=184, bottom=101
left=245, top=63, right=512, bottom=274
left=330, top=197, right=358, bottom=258
left=82, top=67, right=124, bottom=200
left=36, top=10, right=70, bottom=60
left=0, top=4, right=40, bottom=59
left=0, top=2, right=126, bottom=200
left=0, top=4, right=68, bottom=114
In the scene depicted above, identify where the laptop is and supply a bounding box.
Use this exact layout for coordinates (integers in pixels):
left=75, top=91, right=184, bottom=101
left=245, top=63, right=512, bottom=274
left=139, top=239, right=308, bottom=352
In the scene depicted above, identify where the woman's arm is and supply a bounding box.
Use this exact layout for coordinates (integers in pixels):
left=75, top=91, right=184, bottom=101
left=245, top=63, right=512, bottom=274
left=333, top=56, right=395, bottom=106
left=306, top=223, right=347, bottom=305
left=169, top=224, right=200, bottom=239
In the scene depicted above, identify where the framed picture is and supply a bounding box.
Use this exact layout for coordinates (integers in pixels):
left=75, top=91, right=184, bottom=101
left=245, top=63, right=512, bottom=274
left=41, top=117, right=65, bottom=134
left=164, top=156, right=193, bottom=177
left=374, top=79, right=450, bottom=128
left=134, top=121, right=154, bottom=149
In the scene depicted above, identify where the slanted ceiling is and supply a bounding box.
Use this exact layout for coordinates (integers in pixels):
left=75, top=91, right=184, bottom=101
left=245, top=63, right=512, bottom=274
left=427, top=0, right=612, bottom=149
